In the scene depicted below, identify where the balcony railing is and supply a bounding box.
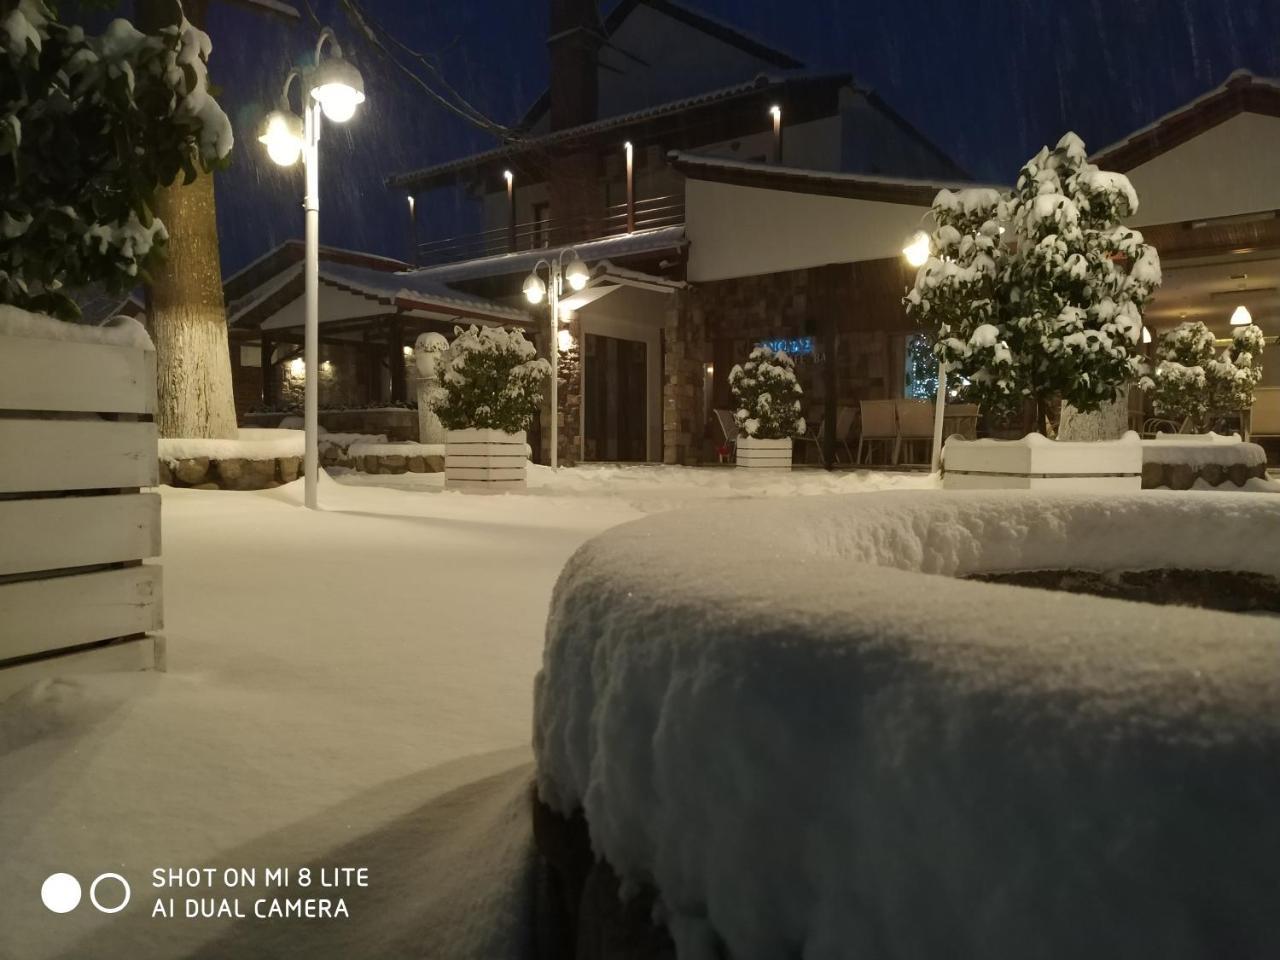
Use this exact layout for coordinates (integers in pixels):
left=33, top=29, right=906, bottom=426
left=414, top=194, right=685, bottom=267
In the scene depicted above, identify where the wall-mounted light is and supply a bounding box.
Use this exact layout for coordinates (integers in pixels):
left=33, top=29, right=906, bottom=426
left=704, top=363, right=714, bottom=375
left=503, top=169, right=513, bottom=187
left=320, top=360, right=333, bottom=373
left=288, top=357, right=306, bottom=377
left=402, top=345, right=413, bottom=358
left=1231, top=305, right=1253, bottom=326
left=557, top=328, right=575, bottom=353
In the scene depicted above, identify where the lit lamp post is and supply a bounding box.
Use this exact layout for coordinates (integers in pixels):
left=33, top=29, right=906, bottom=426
left=523, top=250, right=590, bottom=468
left=902, top=229, right=947, bottom=474
left=258, top=28, right=365, bottom=510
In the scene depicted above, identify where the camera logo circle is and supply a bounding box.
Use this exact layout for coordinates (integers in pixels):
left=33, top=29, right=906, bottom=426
left=89, top=873, right=131, bottom=914
left=41, top=874, right=82, bottom=914
left=41, top=873, right=131, bottom=914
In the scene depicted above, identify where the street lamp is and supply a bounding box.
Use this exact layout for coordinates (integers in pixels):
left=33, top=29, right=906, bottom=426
left=258, top=27, right=364, bottom=510
left=524, top=249, right=591, bottom=468
left=902, top=229, right=946, bottom=474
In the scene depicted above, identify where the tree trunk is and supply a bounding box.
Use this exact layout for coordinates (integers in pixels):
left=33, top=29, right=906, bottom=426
left=1058, top=387, right=1131, bottom=442
left=139, top=0, right=238, bottom=440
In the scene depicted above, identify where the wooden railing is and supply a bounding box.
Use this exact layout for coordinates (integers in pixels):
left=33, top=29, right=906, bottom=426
left=415, top=194, right=685, bottom=267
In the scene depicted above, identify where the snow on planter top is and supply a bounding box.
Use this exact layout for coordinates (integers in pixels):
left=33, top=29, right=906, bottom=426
left=0, top=305, right=153, bottom=351
left=534, top=491, right=1280, bottom=959
left=1141, top=432, right=1268, bottom=468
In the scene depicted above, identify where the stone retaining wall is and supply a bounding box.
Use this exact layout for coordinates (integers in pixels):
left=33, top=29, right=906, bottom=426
left=1141, top=460, right=1268, bottom=489
left=159, top=455, right=300, bottom=490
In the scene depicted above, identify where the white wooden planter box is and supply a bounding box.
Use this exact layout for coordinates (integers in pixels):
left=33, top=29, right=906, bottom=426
left=942, top=433, right=1142, bottom=491
left=737, top=437, right=794, bottom=469
left=0, top=318, right=163, bottom=699
left=445, top=428, right=527, bottom=492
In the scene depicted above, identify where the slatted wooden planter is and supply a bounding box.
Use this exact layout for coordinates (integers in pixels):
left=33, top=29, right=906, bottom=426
left=0, top=319, right=163, bottom=700
left=736, top=437, right=794, bottom=469
left=445, top=429, right=527, bottom=492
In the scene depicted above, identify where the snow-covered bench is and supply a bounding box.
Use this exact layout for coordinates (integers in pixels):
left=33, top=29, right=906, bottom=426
left=534, top=491, right=1280, bottom=957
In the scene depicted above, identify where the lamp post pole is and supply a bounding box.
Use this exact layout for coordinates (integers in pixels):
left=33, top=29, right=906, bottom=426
left=302, top=100, right=322, bottom=509
left=931, top=361, right=947, bottom=475
left=548, top=260, right=561, bottom=469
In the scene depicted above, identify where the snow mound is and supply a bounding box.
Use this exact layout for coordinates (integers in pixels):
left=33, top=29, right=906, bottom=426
left=534, top=491, right=1280, bottom=959
left=0, top=305, right=152, bottom=350
left=159, top=429, right=303, bottom=464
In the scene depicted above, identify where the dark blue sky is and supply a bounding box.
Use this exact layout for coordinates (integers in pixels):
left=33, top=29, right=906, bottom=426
left=191, top=0, right=1280, bottom=275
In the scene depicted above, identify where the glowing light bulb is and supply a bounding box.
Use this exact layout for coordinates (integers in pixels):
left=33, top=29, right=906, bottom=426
left=258, top=111, right=303, bottom=167
left=903, top=230, right=931, bottom=268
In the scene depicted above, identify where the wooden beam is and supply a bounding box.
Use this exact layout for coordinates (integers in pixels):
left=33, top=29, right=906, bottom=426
left=388, top=319, right=407, bottom=404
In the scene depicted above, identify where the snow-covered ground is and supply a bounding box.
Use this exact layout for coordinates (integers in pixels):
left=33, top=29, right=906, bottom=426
left=0, top=465, right=929, bottom=959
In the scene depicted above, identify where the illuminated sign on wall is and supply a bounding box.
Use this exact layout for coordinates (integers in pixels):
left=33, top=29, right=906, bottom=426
left=757, top=336, right=815, bottom=357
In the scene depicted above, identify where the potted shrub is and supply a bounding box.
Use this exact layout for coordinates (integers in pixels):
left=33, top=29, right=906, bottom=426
left=729, top=346, right=805, bottom=468
left=905, top=132, right=1162, bottom=489
left=434, top=326, right=550, bottom=492
left=1140, top=321, right=1265, bottom=434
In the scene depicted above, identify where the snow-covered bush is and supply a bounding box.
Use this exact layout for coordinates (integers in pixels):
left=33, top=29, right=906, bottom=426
left=434, top=325, right=550, bottom=434
left=905, top=133, right=1161, bottom=429
left=0, top=0, right=232, bottom=319
left=1140, top=321, right=1265, bottom=430
left=728, top=346, right=805, bottom=439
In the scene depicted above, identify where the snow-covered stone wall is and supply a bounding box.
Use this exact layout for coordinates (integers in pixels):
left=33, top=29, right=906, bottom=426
left=534, top=491, right=1280, bottom=958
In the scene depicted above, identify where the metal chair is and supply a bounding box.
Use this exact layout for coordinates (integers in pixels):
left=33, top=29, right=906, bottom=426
left=895, top=399, right=936, bottom=466
left=857, top=400, right=899, bottom=465
left=713, top=408, right=740, bottom=463
left=798, top=406, right=858, bottom=466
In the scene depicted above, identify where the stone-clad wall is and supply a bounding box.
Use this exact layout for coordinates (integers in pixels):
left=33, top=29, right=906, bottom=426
left=661, top=257, right=915, bottom=464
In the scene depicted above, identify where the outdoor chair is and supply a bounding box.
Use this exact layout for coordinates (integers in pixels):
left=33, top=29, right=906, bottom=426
left=1249, top=388, right=1280, bottom=444
left=798, top=406, right=858, bottom=466
left=713, top=408, right=740, bottom=463
left=857, top=400, right=898, bottom=465
left=895, top=399, right=936, bottom=466
left=943, top=403, right=980, bottom=441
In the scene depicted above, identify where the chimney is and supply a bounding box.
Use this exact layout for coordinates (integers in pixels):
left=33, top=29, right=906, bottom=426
left=548, top=0, right=601, bottom=132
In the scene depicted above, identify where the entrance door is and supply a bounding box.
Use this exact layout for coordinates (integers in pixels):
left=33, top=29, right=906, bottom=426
left=584, top=333, right=647, bottom=461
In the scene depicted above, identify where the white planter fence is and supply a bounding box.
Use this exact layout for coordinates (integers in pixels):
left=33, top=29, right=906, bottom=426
left=942, top=433, right=1143, bottom=491
left=0, top=319, right=164, bottom=699
left=445, top=428, right=527, bottom=492
left=736, top=437, right=794, bottom=469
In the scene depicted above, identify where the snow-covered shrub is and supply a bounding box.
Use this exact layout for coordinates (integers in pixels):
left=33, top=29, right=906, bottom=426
left=905, top=133, right=1161, bottom=428
left=728, top=346, right=805, bottom=439
left=434, top=326, right=550, bottom=434
left=1140, top=321, right=1265, bottom=430
left=0, top=0, right=232, bottom=319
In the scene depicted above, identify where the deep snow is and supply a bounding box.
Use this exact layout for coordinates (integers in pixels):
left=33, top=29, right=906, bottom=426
left=0, top=465, right=928, bottom=959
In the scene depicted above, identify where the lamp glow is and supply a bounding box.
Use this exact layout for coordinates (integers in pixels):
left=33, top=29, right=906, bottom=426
left=523, top=272, right=546, bottom=305
left=565, top=257, right=590, bottom=291
left=1142, top=326, right=1152, bottom=344
left=258, top=110, right=303, bottom=166
left=557, top=328, right=575, bottom=353
left=1230, top=305, right=1253, bottom=326
left=288, top=357, right=306, bottom=377
left=309, top=56, right=365, bottom=122
left=903, top=230, right=931, bottom=268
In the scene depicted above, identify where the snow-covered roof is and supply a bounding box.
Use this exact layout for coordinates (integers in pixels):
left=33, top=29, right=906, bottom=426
left=1091, top=69, right=1280, bottom=172
left=387, top=74, right=849, bottom=190
left=669, top=151, right=995, bottom=204
left=401, top=226, right=688, bottom=285
left=321, top=261, right=530, bottom=323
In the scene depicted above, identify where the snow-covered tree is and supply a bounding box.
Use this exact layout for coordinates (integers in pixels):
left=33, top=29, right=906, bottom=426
left=729, top=346, right=805, bottom=439
left=1210, top=323, right=1266, bottom=419
left=905, top=133, right=1162, bottom=432
left=0, top=0, right=232, bottom=319
left=434, top=326, right=551, bottom=434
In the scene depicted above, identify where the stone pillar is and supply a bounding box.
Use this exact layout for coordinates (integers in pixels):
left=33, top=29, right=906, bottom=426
left=662, top=289, right=707, bottom=465
left=413, top=332, right=449, bottom=445
left=557, top=314, right=583, bottom=466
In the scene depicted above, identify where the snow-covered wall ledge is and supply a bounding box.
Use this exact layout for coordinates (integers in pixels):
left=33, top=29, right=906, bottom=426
left=534, top=491, right=1280, bottom=958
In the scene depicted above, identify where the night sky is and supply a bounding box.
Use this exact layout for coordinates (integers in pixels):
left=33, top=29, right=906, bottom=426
left=172, top=0, right=1280, bottom=276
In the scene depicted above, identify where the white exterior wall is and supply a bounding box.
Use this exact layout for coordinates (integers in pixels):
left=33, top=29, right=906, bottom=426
left=685, top=178, right=931, bottom=282
left=1124, top=113, right=1280, bottom=226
